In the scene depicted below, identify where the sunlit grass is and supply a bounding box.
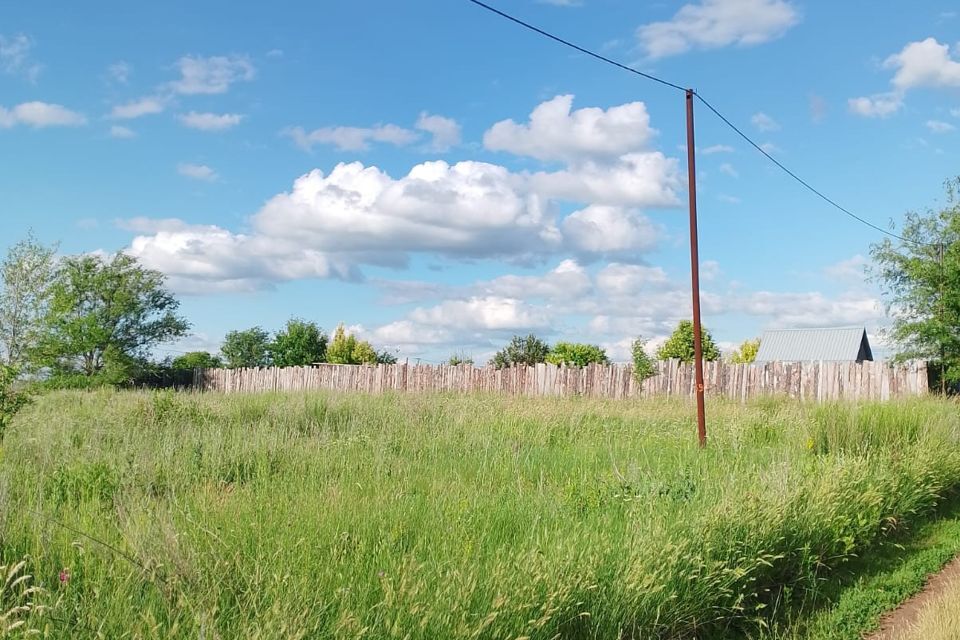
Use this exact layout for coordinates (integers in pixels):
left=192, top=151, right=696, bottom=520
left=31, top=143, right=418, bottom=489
left=1, top=390, right=959, bottom=638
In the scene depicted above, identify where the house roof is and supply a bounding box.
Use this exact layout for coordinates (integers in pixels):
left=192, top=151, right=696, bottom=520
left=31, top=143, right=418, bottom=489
left=753, top=327, right=873, bottom=363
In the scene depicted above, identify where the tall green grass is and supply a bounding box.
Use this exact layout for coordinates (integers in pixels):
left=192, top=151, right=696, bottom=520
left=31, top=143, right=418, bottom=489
left=1, top=390, right=959, bottom=638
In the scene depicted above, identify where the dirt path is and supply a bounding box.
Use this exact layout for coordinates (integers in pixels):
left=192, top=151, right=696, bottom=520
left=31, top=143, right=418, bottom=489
left=866, top=555, right=960, bottom=639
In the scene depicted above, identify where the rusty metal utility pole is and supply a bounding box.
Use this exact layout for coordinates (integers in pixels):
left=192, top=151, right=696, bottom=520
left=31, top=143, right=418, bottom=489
left=685, top=89, right=707, bottom=447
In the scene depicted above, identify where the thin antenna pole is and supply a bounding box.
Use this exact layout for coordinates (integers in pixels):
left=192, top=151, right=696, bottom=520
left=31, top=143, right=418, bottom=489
left=686, top=89, right=707, bottom=447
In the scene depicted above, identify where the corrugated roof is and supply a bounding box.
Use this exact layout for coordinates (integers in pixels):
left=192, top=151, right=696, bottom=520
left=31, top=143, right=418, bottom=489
left=754, top=327, right=873, bottom=363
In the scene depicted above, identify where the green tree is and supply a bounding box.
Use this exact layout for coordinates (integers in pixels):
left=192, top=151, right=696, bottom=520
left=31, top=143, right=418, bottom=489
left=631, top=337, right=657, bottom=382
left=490, top=334, right=550, bottom=369
left=327, top=324, right=379, bottom=364
left=0, top=364, right=29, bottom=441
left=34, top=253, right=189, bottom=378
left=376, top=349, right=398, bottom=364
left=545, top=342, right=609, bottom=367
left=221, top=328, right=271, bottom=368
left=730, top=338, right=760, bottom=364
left=448, top=351, right=474, bottom=366
left=271, top=318, right=327, bottom=367
left=0, top=233, right=58, bottom=370
left=871, top=177, right=960, bottom=388
left=171, top=351, right=223, bottom=371
left=656, top=320, right=721, bottom=363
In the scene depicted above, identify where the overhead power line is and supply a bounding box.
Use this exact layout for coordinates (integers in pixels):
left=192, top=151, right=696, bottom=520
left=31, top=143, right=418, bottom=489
left=464, top=0, right=922, bottom=247
left=465, top=0, right=685, bottom=93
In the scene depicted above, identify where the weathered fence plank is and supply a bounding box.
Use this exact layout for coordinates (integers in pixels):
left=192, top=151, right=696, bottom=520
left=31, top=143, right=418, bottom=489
left=194, top=360, right=928, bottom=402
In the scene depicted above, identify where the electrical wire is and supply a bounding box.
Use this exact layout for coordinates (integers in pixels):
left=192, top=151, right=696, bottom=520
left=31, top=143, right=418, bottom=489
left=464, top=0, right=926, bottom=247
left=465, top=0, right=685, bottom=93
left=693, top=93, right=921, bottom=246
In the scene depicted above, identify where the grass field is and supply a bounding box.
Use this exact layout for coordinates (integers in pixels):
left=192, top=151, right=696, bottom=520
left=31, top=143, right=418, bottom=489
left=2, top=390, right=960, bottom=639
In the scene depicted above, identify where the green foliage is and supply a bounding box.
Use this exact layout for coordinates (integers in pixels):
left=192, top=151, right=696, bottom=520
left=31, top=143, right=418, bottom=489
left=171, top=351, right=223, bottom=371
left=656, top=320, right=721, bottom=363
left=326, top=324, right=379, bottom=365
left=448, top=352, right=474, bottom=366
left=376, top=349, right=398, bottom=364
left=5, top=392, right=960, bottom=638
left=545, top=342, right=609, bottom=367
left=0, top=364, right=29, bottom=441
left=221, top=327, right=271, bottom=369
left=730, top=338, right=761, bottom=364
left=631, top=337, right=657, bottom=382
left=270, top=318, right=327, bottom=367
left=33, top=253, right=189, bottom=378
left=870, top=177, right=960, bottom=387
left=0, top=232, right=58, bottom=370
left=490, top=334, right=550, bottom=369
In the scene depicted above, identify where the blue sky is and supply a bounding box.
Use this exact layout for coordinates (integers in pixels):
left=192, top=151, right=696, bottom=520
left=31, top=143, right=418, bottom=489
left=2, top=0, right=959, bottom=363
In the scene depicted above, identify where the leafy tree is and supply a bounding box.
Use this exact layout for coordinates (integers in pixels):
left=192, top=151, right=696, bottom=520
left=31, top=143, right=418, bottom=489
left=631, top=337, right=657, bottom=382
left=221, top=327, right=271, bottom=368
left=0, top=233, right=58, bottom=370
left=171, top=351, right=223, bottom=371
left=490, top=334, right=550, bottom=369
left=545, top=342, right=609, bottom=367
left=271, top=318, right=327, bottom=367
left=448, top=352, right=474, bottom=366
left=327, top=324, right=379, bottom=364
left=871, top=177, right=960, bottom=388
left=34, top=253, right=189, bottom=377
left=0, top=364, right=29, bottom=441
left=656, top=320, right=721, bottom=363
left=730, top=338, right=760, bottom=364
left=376, top=349, right=398, bottom=364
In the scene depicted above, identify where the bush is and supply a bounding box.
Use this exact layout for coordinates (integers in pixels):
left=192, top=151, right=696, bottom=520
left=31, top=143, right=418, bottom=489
left=545, top=342, right=609, bottom=367
left=490, top=334, right=550, bottom=369
left=631, top=337, right=657, bottom=382
left=0, top=365, right=29, bottom=441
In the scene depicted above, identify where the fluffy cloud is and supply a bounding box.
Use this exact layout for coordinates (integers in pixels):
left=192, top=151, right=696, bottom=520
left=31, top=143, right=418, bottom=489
left=531, top=152, right=681, bottom=207
left=110, top=96, right=166, bottom=119
left=125, top=96, right=684, bottom=293
left=484, top=94, right=654, bottom=161
left=171, top=54, right=255, bottom=95
left=637, top=0, right=799, bottom=59
left=847, top=93, right=903, bottom=118
left=561, top=205, right=659, bottom=258
left=178, top=111, right=244, bottom=131
left=0, top=102, right=86, bottom=128
left=177, top=163, right=218, bottom=181
left=884, top=37, right=960, bottom=90
left=476, top=260, right=592, bottom=300
left=719, top=162, right=738, bottom=177
left=409, top=297, right=551, bottom=331
left=127, top=222, right=353, bottom=294
left=751, top=112, right=780, bottom=131
left=849, top=38, right=960, bottom=117
left=0, top=33, right=42, bottom=81
left=284, top=124, right=418, bottom=151
left=415, top=112, right=461, bottom=151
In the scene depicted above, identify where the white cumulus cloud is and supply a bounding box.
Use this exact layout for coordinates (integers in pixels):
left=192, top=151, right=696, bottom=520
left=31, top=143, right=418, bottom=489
left=0, top=33, right=42, bottom=81
left=926, top=119, right=956, bottom=133
left=847, top=93, right=903, bottom=118
left=637, top=0, right=799, bottom=59
left=177, top=163, right=218, bottom=181
left=415, top=112, right=461, bottom=151
left=178, top=111, right=244, bottom=131
left=110, top=96, right=166, bottom=119
left=0, top=102, right=86, bottom=128
left=171, top=54, right=255, bottom=95
left=284, top=124, right=418, bottom=152
left=484, top=94, right=655, bottom=161
left=110, top=125, right=136, bottom=139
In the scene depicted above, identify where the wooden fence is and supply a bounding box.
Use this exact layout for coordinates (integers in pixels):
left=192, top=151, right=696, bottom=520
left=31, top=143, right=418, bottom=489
left=195, top=359, right=928, bottom=402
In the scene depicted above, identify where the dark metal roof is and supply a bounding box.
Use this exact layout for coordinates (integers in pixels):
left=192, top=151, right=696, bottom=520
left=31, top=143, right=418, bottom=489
left=754, top=327, right=873, bottom=363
